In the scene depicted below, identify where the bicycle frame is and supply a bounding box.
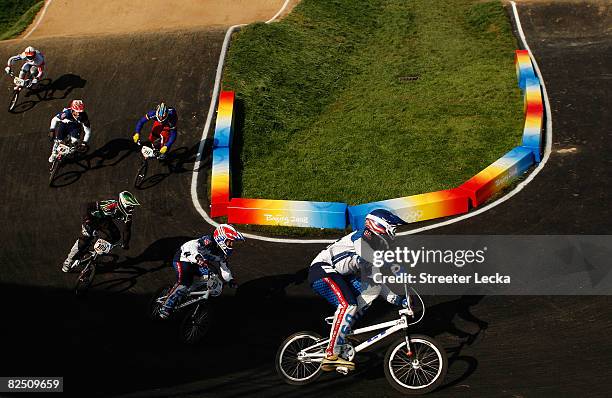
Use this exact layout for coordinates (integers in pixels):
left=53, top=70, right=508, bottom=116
left=299, top=308, right=415, bottom=361
left=155, top=274, right=223, bottom=310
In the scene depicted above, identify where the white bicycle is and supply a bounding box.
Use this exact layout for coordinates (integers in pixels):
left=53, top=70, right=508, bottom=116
left=276, top=287, right=448, bottom=395
left=70, top=238, right=119, bottom=296
left=7, top=71, right=32, bottom=111
left=149, top=274, right=223, bottom=344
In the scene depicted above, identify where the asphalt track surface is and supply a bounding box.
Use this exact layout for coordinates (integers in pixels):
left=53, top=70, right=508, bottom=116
left=0, top=2, right=611, bottom=397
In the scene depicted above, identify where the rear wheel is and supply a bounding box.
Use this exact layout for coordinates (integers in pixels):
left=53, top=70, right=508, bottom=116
left=384, top=335, right=448, bottom=395
left=134, top=159, right=148, bottom=188
left=276, top=331, right=324, bottom=385
left=75, top=259, right=96, bottom=296
left=8, top=89, right=19, bottom=111
left=179, top=302, right=212, bottom=344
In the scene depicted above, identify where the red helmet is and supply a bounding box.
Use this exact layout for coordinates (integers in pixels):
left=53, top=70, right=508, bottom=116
left=70, top=99, right=85, bottom=113
left=212, top=224, right=245, bottom=256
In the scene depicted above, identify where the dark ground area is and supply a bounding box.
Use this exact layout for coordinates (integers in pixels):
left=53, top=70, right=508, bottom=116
left=0, top=1, right=611, bottom=397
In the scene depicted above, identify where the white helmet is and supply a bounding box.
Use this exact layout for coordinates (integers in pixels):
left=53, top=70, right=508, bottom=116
left=24, top=46, right=36, bottom=59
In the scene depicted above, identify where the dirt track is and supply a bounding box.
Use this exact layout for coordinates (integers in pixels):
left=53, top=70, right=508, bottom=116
left=22, top=0, right=294, bottom=39
left=0, top=1, right=611, bottom=397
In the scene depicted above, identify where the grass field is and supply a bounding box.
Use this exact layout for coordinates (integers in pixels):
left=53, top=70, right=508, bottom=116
left=0, top=0, right=43, bottom=40
left=222, top=0, right=523, bottom=207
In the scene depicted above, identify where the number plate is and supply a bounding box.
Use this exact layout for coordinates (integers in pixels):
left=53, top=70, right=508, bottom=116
left=141, top=146, right=155, bottom=158
left=57, top=143, right=71, bottom=155
left=13, top=77, right=25, bottom=86
left=207, top=275, right=223, bottom=297
left=93, top=239, right=112, bottom=255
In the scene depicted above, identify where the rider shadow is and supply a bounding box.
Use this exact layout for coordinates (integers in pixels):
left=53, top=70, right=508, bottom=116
left=135, top=142, right=204, bottom=190
left=235, top=267, right=309, bottom=300
left=10, top=74, right=87, bottom=114
left=50, top=138, right=135, bottom=188
left=90, top=236, right=192, bottom=293
left=414, top=295, right=488, bottom=391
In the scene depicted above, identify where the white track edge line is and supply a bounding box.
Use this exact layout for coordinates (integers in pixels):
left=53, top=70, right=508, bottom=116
left=22, top=0, right=52, bottom=40
left=191, top=0, right=552, bottom=244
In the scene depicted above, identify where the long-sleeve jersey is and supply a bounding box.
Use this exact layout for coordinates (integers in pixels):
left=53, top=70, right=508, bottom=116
left=310, top=230, right=400, bottom=305
left=7, top=51, right=45, bottom=78
left=134, top=108, right=178, bottom=147
left=50, top=108, right=92, bottom=142
left=176, top=237, right=233, bottom=282
left=82, top=200, right=132, bottom=245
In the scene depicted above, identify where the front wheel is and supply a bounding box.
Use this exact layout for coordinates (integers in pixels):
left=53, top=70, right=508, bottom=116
left=49, top=158, right=60, bottom=186
left=179, top=302, right=212, bottom=344
left=384, top=335, right=448, bottom=395
left=75, top=259, right=96, bottom=296
left=276, top=331, right=324, bottom=386
left=8, top=89, right=19, bottom=111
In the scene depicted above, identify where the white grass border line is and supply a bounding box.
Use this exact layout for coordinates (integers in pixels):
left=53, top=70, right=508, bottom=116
left=191, top=0, right=552, bottom=244
left=22, top=0, right=53, bottom=40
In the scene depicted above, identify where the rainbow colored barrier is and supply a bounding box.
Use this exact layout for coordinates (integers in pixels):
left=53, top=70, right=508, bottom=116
left=348, top=189, right=470, bottom=231
left=209, top=91, right=236, bottom=217
left=515, top=50, right=537, bottom=89
left=521, top=80, right=544, bottom=161
left=228, top=198, right=347, bottom=229
left=458, top=146, right=534, bottom=207
left=213, top=91, right=235, bottom=148
left=210, top=146, right=231, bottom=217
left=515, top=50, right=544, bottom=162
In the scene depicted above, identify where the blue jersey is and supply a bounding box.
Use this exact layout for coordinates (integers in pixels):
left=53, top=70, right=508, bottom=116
left=135, top=108, right=178, bottom=133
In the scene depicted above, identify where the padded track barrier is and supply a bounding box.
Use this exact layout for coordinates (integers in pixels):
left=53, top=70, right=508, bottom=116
left=348, top=188, right=470, bottom=231
left=228, top=198, right=348, bottom=229
left=213, top=91, right=235, bottom=148
left=516, top=50, right=544, bottom=162
left=515, top=50, right=537, bottom=90
left=210, top=147, right=231, bottom=217
left=209, top=91, right=235, bottom=217
left=458, top=146, right=534, bottom=208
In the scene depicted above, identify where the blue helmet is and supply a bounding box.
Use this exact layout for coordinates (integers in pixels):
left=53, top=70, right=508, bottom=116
left=155, top=102, right=169, bottom=123
left=364, top=209, right=406, bottom=241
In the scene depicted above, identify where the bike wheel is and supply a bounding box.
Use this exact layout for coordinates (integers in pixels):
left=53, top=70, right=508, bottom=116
left=148, top=287, right=170, bottom=321
left=134, top=160, right=148, bottom=188
left=75, top=260, right=96, bottom=296
left=8, top=90, right=19, bottom=111
left=384, top=335, right=448, bottom=395
left=179, top=302, right=212, bottom=344
left=276, top=331, right=324, bottom=385
left=49, top=159, right=60, bottom=186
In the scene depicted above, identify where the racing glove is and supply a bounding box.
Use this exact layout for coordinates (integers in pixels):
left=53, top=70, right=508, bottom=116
left=132, top=133, right=139, bottom=144
left=4, top=67, right=10, bottom=75
left=31, top=78, right=38, bottom=85
left=159, top=146, right=168, bottom=154
left=228, top=279, right=238, bottom=289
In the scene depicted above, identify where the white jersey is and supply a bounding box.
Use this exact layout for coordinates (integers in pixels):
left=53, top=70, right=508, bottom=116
left=177, top=238, right=233, bottom=282
left=310, top=230, right=400, bottom=305
left=7, top=51, right=45, bottom=77
left=310, top=231, right=365, bottom=275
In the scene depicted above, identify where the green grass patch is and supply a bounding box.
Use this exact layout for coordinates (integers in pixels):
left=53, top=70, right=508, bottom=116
left=0, top=0, right=43, bottom=41
left=222, top=0, right=523, bottom=206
